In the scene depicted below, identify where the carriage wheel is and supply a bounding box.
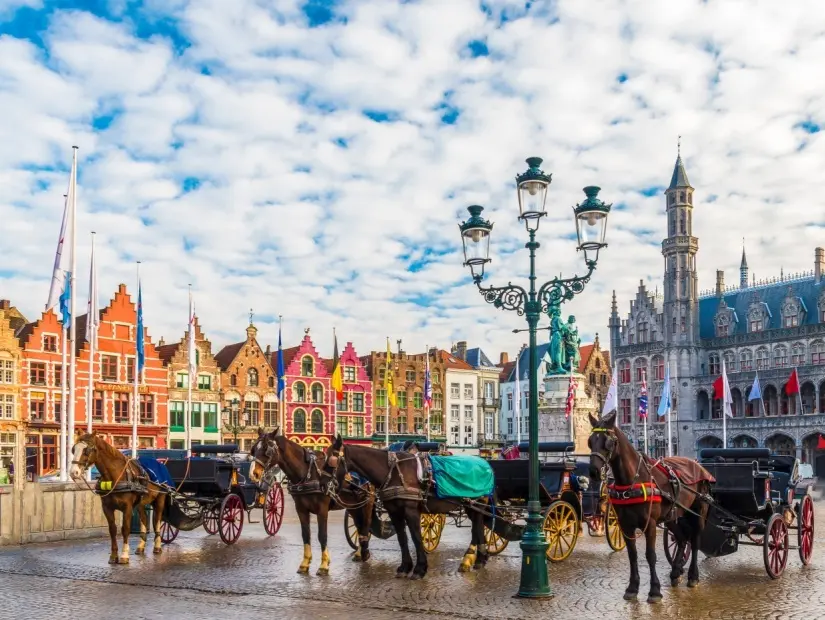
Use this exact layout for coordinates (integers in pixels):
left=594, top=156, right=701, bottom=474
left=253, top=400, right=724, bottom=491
left=203, top=506, right=220, bottom=535
left=344, top=510, right=369, bottom=550
left=763, top=513, right=789, bottom=579
left=263, top=484, right=285, bottom=536
left=543, top=500, right=580, bottom=563
left=219, top=494, right=244, bottom=545
left=662, top=527, right=691, bottom=567
left=798, top=495, right=814, bottom=566
left=605, top=504, right=626, bottom=552
left=484, top=525, right=509, bottom=555
left=420, top=513, right=446, bottom=553
left=159, top=520, right=179, bottom=544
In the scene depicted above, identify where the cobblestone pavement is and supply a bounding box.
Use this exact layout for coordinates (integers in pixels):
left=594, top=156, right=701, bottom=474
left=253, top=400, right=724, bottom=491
left=1, top=500, right=825, bottom=619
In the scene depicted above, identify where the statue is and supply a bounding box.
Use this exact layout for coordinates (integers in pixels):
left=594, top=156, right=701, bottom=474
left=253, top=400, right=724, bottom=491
left=563, top=315, right=581, bottom=372
left=546, top=303, right=566, bottom=375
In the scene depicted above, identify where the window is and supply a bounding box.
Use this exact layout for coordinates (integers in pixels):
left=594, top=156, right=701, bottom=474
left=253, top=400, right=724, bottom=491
left=397, top=391, right=407, bottom=408
left=29, top=363, right=46, bottom=385
left=352, top=392, right=364, bottom=412
left=1, top=395, right=13, bottom=419
left=54, top=364, right=62, bottom=387
left=620, top=398, right=631, bottom=425
left=464, top=384, right=473, bottom=399
left=750, top=318, right=763, bottom=333
left=601, top=375, right=607, bottom=385
left=293, top=382, right=306, bottom=402
left=268, top=376, right=275, bottom=388
left=293, top=409, right=307, bottom=433
left=375, top=415, right=385, bottom=433
left=450, top=383, right=460, bottom=399
left=433, top=372, right=440, bottom=385
left=413, top=392, right=423, bottom=409
left=484, top=382, right=495, bottom=399
left=464, top=424, right=473, bottom=446
left=651, top=356, right=664, bottom=381
left=353, top=417, right=364, bottom=437
left=784, top=310, right=799, bottom=328
left=247, top=368, right=259, bottom=387
left=405, top=369, right=416, bottom=383
left=376, top=389, right=386, bottom=407
left=93, top=391, right=103, bottom=420
left=301, top=356, right=314, bottom=377
left=589, top=372, right=595, bottom=385
left=311, top=383, right=324, bottom=404
left=127, top=358, right=135, bottom=383
left=54, top=399, right=61, bottom=423
left=378, top=368, right=385, bottom=382
left=198, top=374, right=211, bottom=390
left=0, top=357, right=14, bottom=384
left=634, top=359, right=647, bottom=382
left=812, top=342, right=825, bottom=365
left=230, top=374, right=237, bottom=387
left=653, top=396, right=660, bottom=413
left=708, top=354, right=720, bottom=376
left=773, top=346, right=788, bottom=368
left=140, top=394, right=154, bottom=425
left=433, top=392, right=442, bottom=410
left=28, top=399, right=44, bottom=422
left=114, top=393, right=130, bottom=423
left=740, top=349, right=753, bottom=371
left=717, top=322, right=729, bottom=337
left=450, top=404, right=460, bottom=420
left=170, top=402, right=185, bottom=428
left=43, top=335, right=57, bottom=352
left=396, top=417, right=407, bottom=434
left=344, top=366, right=356, bottom=382
left=464, top=405, right=473, bottom=420
left=507, top=392, right=513, bottom=410
left=337, top=417, right=348, bottom=437
left=413, top=416, right=424, bottom=433
left=337, top=393, right=347, bottom=412
left=101, top=355, right=117, bottom=382
left=205, top=403, right=219, bottom=430
left=244, top=400, right=260, bottom=426
left=262, top=401, right=276, bottom=427
left=176, top=372, right=189, bottom=388
left=190, top=402, right=201, bottom=427
left=638, top=320, right=648, bottom=343
left=507, top=417, right=513, bottom=436
left=311, top=410, right=323, bottom=433
left=756, top=348, right=769, bottom=371
left=619, top=360, right=630, bottom=384
left=791, top=343, right=805, bottom=366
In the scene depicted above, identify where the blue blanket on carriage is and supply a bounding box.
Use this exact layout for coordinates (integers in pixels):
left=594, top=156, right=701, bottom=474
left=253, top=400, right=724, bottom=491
left=430, top=455, right=494, bottom=499
left=137, top=457, right=176, bottom=488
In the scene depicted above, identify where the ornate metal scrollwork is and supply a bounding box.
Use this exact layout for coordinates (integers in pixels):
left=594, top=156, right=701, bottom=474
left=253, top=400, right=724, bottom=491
left=475, top=281, right=528, bottom=315
left=537, top=262, right=597, bottom=314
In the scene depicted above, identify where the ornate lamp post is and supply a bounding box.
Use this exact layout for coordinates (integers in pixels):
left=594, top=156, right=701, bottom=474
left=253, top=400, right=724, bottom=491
left=221, top=398, right=248, bottom=446
left=458, top=157, right=611, bottom=598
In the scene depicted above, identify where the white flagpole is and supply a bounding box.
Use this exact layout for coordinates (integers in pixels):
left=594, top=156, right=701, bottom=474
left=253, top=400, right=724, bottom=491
left=67, top=147, right=78, bottom=472
left=186, top=284, right=193, bottom=456
left=642, top=370, right=648, bottom=457
left=278, top=315, right=284, bottom=430
left=385, top=337, right=389, bottom=448
left=667, top=364, right=673, bottom=457
left=132, top=262, right=140, bottom=459
left=59, top=325, right=68, bottom=481
left=86, top=232, right=97, bottom=436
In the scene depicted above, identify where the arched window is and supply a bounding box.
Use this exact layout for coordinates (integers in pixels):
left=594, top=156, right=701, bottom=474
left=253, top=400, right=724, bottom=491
left=293, top=409, right=307, bottom=433
left=293, top=381, right=306, bottom=402
left=634, top=358, right=647, bottom=382
left=619, top=360, right=631, bottom=384
left=708, top=353, right=720, bottom=376
left=230, top=374, right=237, bottom=387
left=247, top=368, right=259, bottom=387
left=301, top=356, right=314, bottom=377
left=652, top=356, right=665, bottom=381
left=791, top=343, right=806, bottom=366
left=311, top=409, right=323, bottom=433
left=723, top=350, right=736, bottom=372
left=756, top=347, right=769, bottom=371
left=740, top=349, right=753, bottom=371
left=812, top=341, right=825, bottom=365
left=268, top=376, right=274, bottom=388
left=311, top=382, right=324, bottom=404
left=773, top=345, right=788, bottom=368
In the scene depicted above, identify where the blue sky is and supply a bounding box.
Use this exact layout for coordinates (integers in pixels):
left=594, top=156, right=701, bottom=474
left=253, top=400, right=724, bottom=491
left=1, top=0, right=824, bottom=358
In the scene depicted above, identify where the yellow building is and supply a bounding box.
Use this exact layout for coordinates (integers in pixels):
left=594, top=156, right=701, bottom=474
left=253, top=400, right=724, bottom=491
left=0, top=300, right=26, bottom=486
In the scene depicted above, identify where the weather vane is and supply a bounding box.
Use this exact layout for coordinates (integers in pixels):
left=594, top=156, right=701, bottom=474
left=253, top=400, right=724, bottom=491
left=249, top=308, right=254, bottom=325
left=677, top=135, right=681, bottom=156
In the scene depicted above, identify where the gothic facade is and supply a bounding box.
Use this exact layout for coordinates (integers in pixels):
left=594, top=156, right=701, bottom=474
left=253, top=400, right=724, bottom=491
left=609, top=152, right=825, bottom=468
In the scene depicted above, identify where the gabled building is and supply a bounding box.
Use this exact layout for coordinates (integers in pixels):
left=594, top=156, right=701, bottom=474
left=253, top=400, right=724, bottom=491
left=441, top=349, right=479, bottom=453
left=577, top=334, right=611, bottom=410
left=0, top=300, right=25, bottom=485
left=454, top=341, right=503, bottom=451
left=321, top=341, right=373, bottom=445
left=215, top=322, right=278, bottom=451
left=156, top=316, right=222, bottom=448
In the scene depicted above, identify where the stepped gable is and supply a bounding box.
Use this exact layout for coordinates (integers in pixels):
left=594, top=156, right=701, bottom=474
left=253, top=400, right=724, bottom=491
left=283, top=333, right=330, bottom=377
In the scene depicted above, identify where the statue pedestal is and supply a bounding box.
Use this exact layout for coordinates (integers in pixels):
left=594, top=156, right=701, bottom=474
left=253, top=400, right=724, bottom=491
left=539, top=373, right=599, bottom=455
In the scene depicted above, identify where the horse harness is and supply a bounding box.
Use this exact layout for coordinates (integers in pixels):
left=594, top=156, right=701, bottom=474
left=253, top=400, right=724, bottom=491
left=286, top=450, right=336, bottom=497
left=72, top=443, right=152, bottom=497
left=377, top=451, right=432, bottom=503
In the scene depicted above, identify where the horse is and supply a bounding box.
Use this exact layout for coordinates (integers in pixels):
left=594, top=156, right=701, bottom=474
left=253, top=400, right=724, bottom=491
left=69, top=433, right=169, bottom=564
left=324, top=435, right=490, bottom=579
left=588, top=411, right=713, bottom=603
left=248, top=428, right=375, bottom=575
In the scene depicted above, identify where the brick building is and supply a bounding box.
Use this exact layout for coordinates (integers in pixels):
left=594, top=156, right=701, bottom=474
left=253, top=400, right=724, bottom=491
left=577, top=334, right=611, bottom=410
left=321, top=341, right=372, bottom=445
left=0, top=300, right=26, bottom=484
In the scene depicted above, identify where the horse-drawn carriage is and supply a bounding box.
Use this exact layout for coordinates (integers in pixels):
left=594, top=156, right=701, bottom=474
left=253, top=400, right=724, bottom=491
left=663, top=448, right=814, bottom=579
left=159, top=444, right=285, bottom=545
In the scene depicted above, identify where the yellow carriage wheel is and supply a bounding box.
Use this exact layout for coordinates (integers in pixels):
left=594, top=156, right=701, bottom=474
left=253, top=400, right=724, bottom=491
left=484, top=525, right=509, bottom=555
left=543, top=500, right=580, bottom=563
left=605, top=503, right=626, bottom=552
left=421, top=513, right=446, bottom=553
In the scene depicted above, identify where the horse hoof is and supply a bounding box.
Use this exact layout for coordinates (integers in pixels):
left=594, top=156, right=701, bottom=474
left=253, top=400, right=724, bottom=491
left=108, top=556, right=118, bottom=565
left=297, top=567, right=309, bottom=575
left=117, top=557, right=130, bottom=565
left=153, top=547, right=162, bottom=555
left=361, top=552, right=371, bottom=563
left=647, top=594, right=663, bottom=604
left=316, top=567, right=329, bottom=576
left=623, top=592, right=638, bottom=601
left=458, top=563, right=472, bottom=573
left=670, top=577, right=680, bottom=587
left=409, top=573, right=424, bottom=581
left=687, top=579, right=699, bottom=588
left=135, top=548, right=145, bottom=556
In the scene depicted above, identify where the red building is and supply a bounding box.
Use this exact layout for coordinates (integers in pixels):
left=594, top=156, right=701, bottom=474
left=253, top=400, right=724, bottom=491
left=322, top=341, right=372, bottom=445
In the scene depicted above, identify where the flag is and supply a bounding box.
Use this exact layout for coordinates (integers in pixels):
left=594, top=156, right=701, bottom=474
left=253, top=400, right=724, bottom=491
left=136, top=283, right=145, bottom=373
left=818, top=434, right=825, bottom=450
left=59, top=274, right=72, bottom=325
left=423, top=352, right=433, bottom=409
left=749, top=372, right=762, bottom=401
left=46, top=188, right=74, bottom=314
left=786, top=368, right=800, bottom=395
left=564, top=372, right=577, bottom=419
left=721, top=359, right=733, bottom=417
left=331, top=330, right=343, bottom=403
left=657, top=365, right=671, bottom=417
left=187, top=289, right=197, bottom=380
left=384, top=338, right=396, bottom=406
left=638, top=371, right=648, bottom=419
left=602, top=366, right=617, bottom=416
left=712, top=375, right=723, bottom=400
left=277, top=322, right=285, bottom=400
left=87, top=239, right=98, bottom=348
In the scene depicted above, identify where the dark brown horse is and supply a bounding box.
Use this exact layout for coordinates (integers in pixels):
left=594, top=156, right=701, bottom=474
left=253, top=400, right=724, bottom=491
left=248, top=428, right=375, bottom=575
left=69, top=433, right=169, bottom=564
left=588, top=412, right=713, bottom=603
left=324, top=435, right=490, bottom=579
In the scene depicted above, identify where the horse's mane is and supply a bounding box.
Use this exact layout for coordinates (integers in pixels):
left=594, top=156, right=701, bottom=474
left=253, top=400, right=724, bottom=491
left=81, top=434, right=127, bottom=462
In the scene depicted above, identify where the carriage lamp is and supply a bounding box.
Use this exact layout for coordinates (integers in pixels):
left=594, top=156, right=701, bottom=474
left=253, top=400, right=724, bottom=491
left=457, top=156, right=610, bottom=599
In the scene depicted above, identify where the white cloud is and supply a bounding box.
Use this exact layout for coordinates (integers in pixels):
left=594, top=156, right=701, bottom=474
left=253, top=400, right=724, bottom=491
left=1, top=0, right=825, bottom=362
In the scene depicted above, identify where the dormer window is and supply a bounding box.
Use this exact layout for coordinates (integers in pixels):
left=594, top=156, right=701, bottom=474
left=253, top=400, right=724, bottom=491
left=747, top=301, right=769, bottom=333
left=781, top=291, right=805, bottom=328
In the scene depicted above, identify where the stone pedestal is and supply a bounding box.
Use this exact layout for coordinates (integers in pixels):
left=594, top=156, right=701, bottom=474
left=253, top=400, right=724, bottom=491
left=539, top=373, right=599, bottom=455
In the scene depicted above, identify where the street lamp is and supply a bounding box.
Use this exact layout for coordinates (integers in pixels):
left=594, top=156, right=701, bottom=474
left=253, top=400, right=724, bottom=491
left=221, top=398, right=248, bottom=446
left=458, top=157, right=611, bottom=599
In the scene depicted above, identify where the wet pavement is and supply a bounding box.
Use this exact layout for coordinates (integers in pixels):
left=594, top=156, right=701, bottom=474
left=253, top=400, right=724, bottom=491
left=1, top=499, right=824, bottom=620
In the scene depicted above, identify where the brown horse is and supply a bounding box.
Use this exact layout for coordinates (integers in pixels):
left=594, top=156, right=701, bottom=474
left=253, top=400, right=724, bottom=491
left=588, top=411, right=713, bottom=603
left=324, top=435, right=490, bottom=579
left=69, top=433, right=169, bottom=564
left=248, top=428, right=375, bottom=575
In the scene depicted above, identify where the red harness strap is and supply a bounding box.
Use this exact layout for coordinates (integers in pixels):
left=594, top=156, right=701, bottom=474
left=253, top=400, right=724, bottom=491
left=608, top=482, right=662, bottom=505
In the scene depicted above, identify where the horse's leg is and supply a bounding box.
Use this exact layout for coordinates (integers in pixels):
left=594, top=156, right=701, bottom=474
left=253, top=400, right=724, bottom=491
left=623, top=536, right=640, bottom=600
left=296, top=503, right=312, bottom=574
left=316, top=502, right=331, bottom=576
left=119, top=502, right=132, bottom=564
left=388, top=505, right=413, bottom=577
left=351, top=504, right=372, bottom=563
left=472, top=508, right=489, bottom=570
left=404, top=505, right=427, bottom=579
left=645, top=522, right=662, bottom=603
left=135, top=501, right=147, bottom=555
left=152, top=495, right=164, bottom=554
left=687, top=506, right=704, bottom=588
left=668, top=521, right=687, bottom=586
left=103, top=504, right=119, bottom=564
left=458, top=509, right=478, bottom=573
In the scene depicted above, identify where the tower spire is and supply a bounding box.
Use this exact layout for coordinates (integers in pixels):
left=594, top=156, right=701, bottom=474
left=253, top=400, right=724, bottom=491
left=740, top=238, right=749, bottom=289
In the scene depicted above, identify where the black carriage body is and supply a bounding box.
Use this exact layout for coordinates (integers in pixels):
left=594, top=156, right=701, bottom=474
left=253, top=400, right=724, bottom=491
left=165, top=457, right=234, bottom=498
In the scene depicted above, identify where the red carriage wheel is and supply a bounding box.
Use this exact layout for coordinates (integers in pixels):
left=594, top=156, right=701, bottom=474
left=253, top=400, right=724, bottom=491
left=263, top=484, right=285, bottom=536
left=798, top=495, right=814, bottom=566
left=160, top=520, right=179, bottom=544
left=763, top=513, right=789, bottom=579
left=219, top=494, right=244, bottom=545
left=203, top=506, right=220, bottom=535
left=662, top=527, right=691, bottom=567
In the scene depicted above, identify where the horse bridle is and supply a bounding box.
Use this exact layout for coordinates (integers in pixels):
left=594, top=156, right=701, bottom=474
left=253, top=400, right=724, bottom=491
left=589, top=427, right=618, bottom=479
left=71, top=441, right=96, bottom=474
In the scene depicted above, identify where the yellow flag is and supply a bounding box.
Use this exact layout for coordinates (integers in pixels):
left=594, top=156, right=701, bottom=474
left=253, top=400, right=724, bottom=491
left=385, top=338, right=396, bottom=406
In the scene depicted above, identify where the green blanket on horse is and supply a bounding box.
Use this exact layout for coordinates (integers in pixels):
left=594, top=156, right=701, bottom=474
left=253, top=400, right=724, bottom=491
left=430, top=455, right=494, bottom=499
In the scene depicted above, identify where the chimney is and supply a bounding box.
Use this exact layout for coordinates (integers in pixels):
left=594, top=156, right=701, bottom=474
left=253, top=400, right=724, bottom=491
left=715, top=270, right=725, bottom=296
left=456, top=341, right=467, bottom=360
left=0, top=300, right=9, bottom=311
left=158, top=337, right=165, bottom=347
left=816, top=247, right=824, bottom=284
left=499, top=352, right=509, bottom=365
left=265, top=344, right=271, bottom=356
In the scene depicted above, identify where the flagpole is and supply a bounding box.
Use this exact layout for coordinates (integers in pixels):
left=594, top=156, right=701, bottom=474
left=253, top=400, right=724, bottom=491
left=569, top=367, right=575, bottom=443
left=67, top=146, right=78, bottom=472
left=333, top=327, right=338, bottom=436
left=86, top=232, right=96, bottom=436
left=59, top=325, right=68, bottom=481
left=132, top=262, right=140, bottom=459
left=425, top=344, right=430, bottom=443
left=278, top=315, right=284, bottom=430
left=385, top=337, right=390, bottom=448
left=515, top=347, right=521, bottom=444
left=642, top=369, right=648, bottom=457
left=186, top=284, right=193, bottom=456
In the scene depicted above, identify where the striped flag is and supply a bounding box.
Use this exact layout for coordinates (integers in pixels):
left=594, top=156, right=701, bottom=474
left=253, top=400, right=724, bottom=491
left=385, top=337, right=396, bottom=406
left=423, top=352, right=433, bottom=409
left=187, top=288, right=197, bottom=379
left=639, top=371, right=648, bottom=419
left=564, top=372, right=578, bottom=419
left=331, top=329, right=343, bottom=402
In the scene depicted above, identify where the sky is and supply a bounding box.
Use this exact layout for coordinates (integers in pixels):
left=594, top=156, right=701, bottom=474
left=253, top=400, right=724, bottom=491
left=1, top=0, right=824, bottom=362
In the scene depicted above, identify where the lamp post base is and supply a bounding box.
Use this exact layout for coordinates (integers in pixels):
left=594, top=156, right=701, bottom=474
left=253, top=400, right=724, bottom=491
left=516, top=504, right=552, bottom=598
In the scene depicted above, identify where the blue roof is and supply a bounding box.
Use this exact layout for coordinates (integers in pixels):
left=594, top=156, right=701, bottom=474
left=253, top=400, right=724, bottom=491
left=502, top=343, right=551, bottom=383
left=699, top=277, right=823, bottom=339
left=465, top=347, right=496, bottom=369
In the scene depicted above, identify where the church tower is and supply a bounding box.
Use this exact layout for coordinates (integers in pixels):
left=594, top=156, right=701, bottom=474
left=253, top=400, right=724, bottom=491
left=661, top=147, right=699, bottom=345
left=608, top=290, right=621, bottom=364
left=740, top=243, right=749, bottom=289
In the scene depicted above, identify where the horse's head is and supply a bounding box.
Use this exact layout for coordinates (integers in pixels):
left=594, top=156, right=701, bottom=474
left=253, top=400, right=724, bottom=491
left=69, top=432, right=99, bottom=480
left=323, top=434, right=348, bottom=485
left=249, top=427, right=281, bottom=484
left=588, top=410, right=618, bottom=481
